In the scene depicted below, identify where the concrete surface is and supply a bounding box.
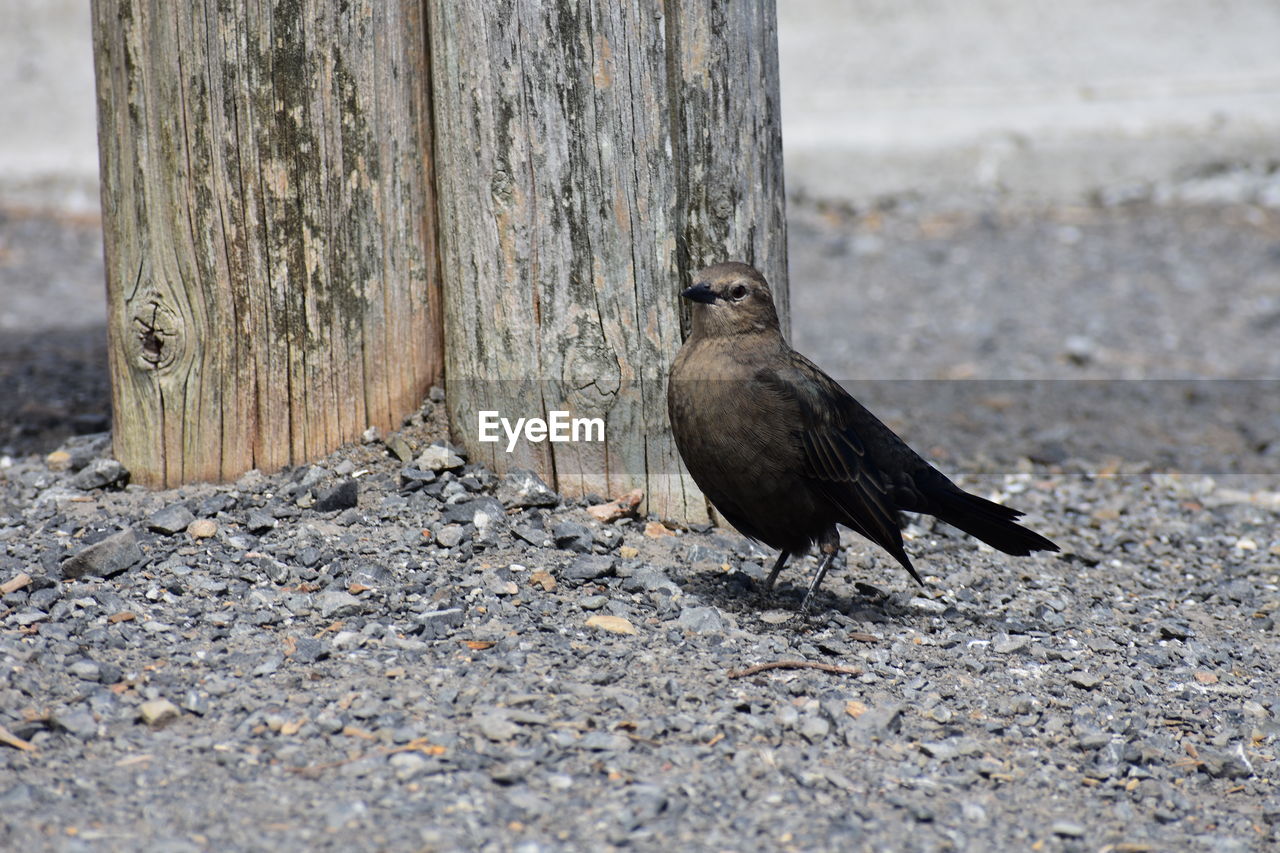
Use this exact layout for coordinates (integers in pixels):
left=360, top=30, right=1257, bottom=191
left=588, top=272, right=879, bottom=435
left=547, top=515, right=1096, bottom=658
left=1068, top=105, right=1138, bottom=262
left=3, top=1, right=1280, bottom=213
left=778, top=0, right=1280, bottom=205
left=0, top=0, right=100, bottom=214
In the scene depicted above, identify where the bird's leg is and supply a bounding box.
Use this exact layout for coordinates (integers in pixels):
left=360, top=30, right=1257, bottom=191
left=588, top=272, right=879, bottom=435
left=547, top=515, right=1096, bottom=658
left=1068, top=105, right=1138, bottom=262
left=800, top=552, right=836, bottom=614
left=763, top=550, right=791, bottom=591
left=800, top=531, right=841, bottom=613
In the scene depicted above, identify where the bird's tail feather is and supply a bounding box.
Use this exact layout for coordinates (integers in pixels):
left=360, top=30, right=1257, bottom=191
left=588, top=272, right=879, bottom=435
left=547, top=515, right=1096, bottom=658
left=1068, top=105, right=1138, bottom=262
left=933, top=488, right=1059, bottom=556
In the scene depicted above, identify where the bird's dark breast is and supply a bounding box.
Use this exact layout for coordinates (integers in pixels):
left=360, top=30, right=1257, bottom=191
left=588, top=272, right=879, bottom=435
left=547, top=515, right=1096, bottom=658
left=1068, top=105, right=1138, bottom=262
left=668, top=362, right=835, bottom=553
left=688, top=461, right=834, bottom=554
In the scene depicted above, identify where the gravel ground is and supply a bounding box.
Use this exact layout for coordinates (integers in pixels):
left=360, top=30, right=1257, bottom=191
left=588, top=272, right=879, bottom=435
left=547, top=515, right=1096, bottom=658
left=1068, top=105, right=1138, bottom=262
left=2, top=197, right=1279, bottom=852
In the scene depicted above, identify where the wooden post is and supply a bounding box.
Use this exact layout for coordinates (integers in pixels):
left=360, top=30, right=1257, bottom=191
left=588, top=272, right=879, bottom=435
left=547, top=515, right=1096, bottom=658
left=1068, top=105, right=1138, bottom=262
left=429, top=0, right=787, bottom=523
left=91, top=0, right=442, bottom=487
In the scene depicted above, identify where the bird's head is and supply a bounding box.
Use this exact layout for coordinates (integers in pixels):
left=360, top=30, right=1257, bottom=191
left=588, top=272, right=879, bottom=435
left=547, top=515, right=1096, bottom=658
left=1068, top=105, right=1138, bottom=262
left=681, top=262, right=781, bottom=338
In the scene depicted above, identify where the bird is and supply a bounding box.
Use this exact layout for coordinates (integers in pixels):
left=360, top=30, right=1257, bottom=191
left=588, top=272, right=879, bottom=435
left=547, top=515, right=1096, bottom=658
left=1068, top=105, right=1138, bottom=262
left=667, top=261, right=1058, bottom=611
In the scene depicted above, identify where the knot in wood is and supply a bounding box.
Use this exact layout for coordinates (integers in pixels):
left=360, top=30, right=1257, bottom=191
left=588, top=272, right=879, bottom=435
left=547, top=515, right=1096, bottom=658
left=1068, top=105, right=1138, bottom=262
left=711, top=187, right=734, bottom=221
left=129, top=299, right=182, bottom=371
left=490, top=170, right=514, bottom=205
left=562, top=339, right=621, bottom=415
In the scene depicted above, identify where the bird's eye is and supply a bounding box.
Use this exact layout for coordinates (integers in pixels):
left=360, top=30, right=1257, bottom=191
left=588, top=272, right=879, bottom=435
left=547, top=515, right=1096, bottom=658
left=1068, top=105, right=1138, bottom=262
left=729, top=284, right=749, bottom=300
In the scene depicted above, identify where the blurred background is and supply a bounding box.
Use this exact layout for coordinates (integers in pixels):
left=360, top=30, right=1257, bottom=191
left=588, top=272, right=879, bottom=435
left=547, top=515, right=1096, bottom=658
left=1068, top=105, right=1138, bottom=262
left=3, top=0, right=1279, bottom=467
left=781, top=0, right=1280, bottom=207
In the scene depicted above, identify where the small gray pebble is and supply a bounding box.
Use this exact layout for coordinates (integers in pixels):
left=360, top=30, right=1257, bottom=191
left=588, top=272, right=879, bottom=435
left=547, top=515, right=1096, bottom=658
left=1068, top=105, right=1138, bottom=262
left=317, top=590, right=363, bottom=620
left=561, top=554, right=616, bottom=584
left=593, top=527, right=623, bottom=550
left=919, top=741, right=959, bottom=761
left=417, top=608, right=465, bottom=640
left=1077, top=731, right=1111, bottom=751
left=475, top=712, right=519, bottom=742
left=497, top=469, right=560, bottom=508
left=435, top=524, right=466, bottom=548
left=552, top=522, right=594, bottom=554
left=391, top=753, right=432, bottom=778
left=147, top=504, right=196, bottom=535
left=29, top=587, right=60, bottom=609
left=489, top=760, right=534, bottom=784
left=252, top=653, right=283, bottom=677
left=1158, top=621, right=1194, bottom=640
left=1200, top=745, right=1255, bottom=780
left=182, top=691, right=210, bottom=716
left=68, top=659, right=101, bottom=682
left=514, top=525, right=553, bottom=548
left=578, top=731, right=631, bottom=751
left=313, top=479, right=359, bottom=512
left=622, top=566, right=676, bottom=593
left=1069, top=671, right=1104, bottom=689
left=246, top=508, right=277, bottom=534
left=71, top=458, right=128, bottom=490
left=992, top=634, right=1029, bottom=654
left=62, top=529, right=142, bottom=580
left=97, top=662, right=124, bottom=685
left=676, top=606, right=725, bottom=634
left=334, top=507, right=362, bottom=526
left=198, top=493, right=237, bottom=516
left=798, top=715, right=831, bottom=742
left=910, top=597, right=948, bottom=615
left=418, top=444, right=466, bottom=472
left=386, top=435, right=415, bottom=463
left=315, top=715, right=345, bottom=734
left=291, top=637, right=328, bottom=664
left=389, top=752, right=430, bottom=780
left=53, top=709, right=98, bottom=740
left=444, top=497, right=506, bottom=532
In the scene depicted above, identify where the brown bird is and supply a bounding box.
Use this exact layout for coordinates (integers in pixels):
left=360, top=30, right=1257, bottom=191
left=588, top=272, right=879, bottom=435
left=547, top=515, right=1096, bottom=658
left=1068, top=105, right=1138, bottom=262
left=667, top=261, right=1058, bottom=611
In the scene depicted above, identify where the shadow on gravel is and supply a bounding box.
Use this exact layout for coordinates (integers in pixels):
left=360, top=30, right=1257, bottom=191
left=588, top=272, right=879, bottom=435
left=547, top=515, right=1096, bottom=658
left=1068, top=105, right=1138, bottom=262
left=0, top=324, right=111, bottom=457
left=681, top=563, right=935, bottom=630
left=681, top=559, right=1075, bottom=640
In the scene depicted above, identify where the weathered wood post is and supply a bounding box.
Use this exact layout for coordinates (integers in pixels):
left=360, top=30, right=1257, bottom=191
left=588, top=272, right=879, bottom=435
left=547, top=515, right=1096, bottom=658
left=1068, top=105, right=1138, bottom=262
left=429, top=1, right=788, bottom=523
left=91, top=1, right=442, bottom=487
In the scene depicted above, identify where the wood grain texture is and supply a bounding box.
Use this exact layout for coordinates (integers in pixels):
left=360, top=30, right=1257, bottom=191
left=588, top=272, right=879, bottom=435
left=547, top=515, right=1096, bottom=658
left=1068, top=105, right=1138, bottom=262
left=670, top=0, right=789, bottom=331
left=92, top=0, right=442, bottom=487
left=429, top=0, right=787, bottom=523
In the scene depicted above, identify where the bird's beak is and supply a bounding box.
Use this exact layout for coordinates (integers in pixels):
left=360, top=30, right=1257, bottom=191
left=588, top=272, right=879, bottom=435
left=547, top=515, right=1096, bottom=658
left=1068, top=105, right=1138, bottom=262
left=681, top=282, right=717, bottom=304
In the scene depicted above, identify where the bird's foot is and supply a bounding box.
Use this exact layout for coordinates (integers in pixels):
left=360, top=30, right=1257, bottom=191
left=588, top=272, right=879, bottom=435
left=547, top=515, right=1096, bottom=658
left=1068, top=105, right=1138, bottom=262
left=798, top=549, right=837, bottom=615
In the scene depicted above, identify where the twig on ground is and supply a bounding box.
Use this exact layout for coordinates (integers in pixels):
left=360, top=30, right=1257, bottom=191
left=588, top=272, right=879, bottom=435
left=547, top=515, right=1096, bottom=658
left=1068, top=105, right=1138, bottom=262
left=0, top=723, right=37, bottom=752
left=727, top=660, right=864, bottom=679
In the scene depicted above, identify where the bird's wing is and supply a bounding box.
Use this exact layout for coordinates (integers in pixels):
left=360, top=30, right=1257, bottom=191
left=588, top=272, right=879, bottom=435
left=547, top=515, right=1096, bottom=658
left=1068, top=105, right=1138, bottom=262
left=753, top=356, right=920, bottom=579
